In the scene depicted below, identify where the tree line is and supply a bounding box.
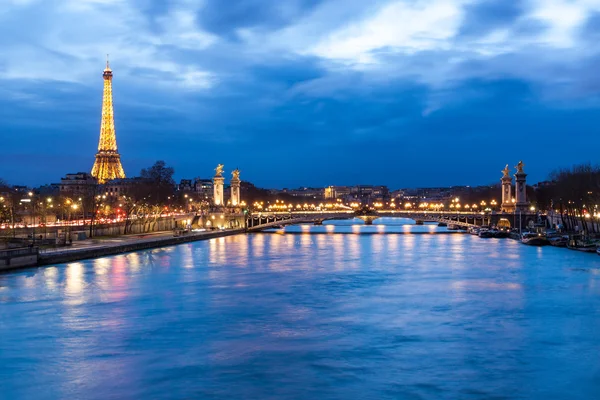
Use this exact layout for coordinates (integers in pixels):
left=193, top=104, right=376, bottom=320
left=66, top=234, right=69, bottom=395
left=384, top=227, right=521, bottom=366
left=535, top=163, right=600, bottom=233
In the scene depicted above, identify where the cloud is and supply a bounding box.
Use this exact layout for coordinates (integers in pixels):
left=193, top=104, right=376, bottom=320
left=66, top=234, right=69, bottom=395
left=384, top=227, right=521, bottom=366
left=197, top=0, right=325, bottom=38
left=458, top=0, right=526, bottom=37
left=0, top=0, right=216, bottom=89
left=308, top=0, right=465, bottom=62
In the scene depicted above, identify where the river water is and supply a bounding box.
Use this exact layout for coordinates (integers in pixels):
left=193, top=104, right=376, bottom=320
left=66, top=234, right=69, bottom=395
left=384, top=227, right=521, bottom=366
left=1, top=218, right=600, bottom=399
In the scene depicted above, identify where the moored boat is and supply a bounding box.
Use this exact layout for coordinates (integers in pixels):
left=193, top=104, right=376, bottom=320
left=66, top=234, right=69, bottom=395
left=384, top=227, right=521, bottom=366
left=521, top=232, right=549, bottom=246
left=548, top=236, right=568, bottom=247
left=493, top=230, right=509, bottom=239
left=479, top=229, right=493, bottom=238
left=567, top=239, right=599, bottom=253
left=509, top=230, right=521, bottom=240
left=468, top=227, right=480, bottom=235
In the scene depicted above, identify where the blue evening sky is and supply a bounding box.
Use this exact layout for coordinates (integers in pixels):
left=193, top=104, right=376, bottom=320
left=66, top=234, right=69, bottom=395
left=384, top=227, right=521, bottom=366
left=1, top=0, right=599, bottom=189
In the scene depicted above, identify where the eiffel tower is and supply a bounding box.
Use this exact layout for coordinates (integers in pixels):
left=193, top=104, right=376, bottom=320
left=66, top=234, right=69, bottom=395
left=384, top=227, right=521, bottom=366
left=91, top=58, right=125, bottom=184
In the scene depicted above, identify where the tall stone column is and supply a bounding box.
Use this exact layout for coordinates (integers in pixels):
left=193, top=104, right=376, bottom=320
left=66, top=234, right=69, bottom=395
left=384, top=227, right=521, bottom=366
left=500, top=164, right=515, bottom=213
left=514, top=161, right=529, bottom=211
left=213, top=164, right=224, bottom=206
left=230, top=169, right=241, bottom=206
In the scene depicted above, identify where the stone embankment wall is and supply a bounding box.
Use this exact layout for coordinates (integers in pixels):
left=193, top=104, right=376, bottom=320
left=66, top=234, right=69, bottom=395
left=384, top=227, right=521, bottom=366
left=0, top=247, right=39, bottom=271
left=38, top=229, right=245, bottom=266
left=91, top=217, right=180, bottom=236
left=3, top=215, right=193, bottom=242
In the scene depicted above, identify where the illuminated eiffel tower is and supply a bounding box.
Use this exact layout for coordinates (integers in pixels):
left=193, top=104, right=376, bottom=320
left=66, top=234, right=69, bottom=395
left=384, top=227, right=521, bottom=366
left=91, top=58, right=125, bottom=184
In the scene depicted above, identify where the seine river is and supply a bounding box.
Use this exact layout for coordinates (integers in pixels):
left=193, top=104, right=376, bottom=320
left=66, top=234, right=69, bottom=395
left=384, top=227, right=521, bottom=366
left=2, top=218, right=600, bottom=399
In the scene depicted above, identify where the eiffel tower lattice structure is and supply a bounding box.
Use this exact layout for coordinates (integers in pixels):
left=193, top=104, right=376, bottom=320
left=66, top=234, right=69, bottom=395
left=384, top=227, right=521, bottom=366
left=91, top=58, right=126, bottom=184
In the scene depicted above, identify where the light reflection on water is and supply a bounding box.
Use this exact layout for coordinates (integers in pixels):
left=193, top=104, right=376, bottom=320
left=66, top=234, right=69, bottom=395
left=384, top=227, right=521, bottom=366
left=1, top=221, right=600, bottom=399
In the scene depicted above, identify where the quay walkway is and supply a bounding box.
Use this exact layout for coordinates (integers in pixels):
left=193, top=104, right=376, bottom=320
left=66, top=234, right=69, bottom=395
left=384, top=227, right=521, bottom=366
left=0, top=229, right=245, bottom=272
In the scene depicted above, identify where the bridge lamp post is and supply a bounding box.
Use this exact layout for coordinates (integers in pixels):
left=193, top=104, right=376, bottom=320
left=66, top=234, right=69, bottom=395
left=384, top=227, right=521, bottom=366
left=511, top=198, right=516, bottom=229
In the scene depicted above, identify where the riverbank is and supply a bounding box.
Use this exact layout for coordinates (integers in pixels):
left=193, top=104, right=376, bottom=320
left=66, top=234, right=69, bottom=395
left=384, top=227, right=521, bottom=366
left=1, top=229, right=246, bottom=272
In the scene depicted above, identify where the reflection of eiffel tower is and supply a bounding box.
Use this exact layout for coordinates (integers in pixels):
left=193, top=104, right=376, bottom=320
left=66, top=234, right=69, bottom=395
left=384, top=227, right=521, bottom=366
left=91, top=58, right=125, bottom=184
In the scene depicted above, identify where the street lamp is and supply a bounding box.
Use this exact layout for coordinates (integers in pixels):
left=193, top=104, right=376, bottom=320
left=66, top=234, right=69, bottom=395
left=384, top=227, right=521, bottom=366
left=26, top=192, right=36, bottom=245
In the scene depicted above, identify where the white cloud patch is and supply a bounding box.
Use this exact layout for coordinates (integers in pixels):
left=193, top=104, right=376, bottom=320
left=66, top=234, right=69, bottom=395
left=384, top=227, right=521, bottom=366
left=528, top=0, right=600, bottom=47
left=308, top=0, right=466, bottom=63
left=0, top=0, right=217, bottom=90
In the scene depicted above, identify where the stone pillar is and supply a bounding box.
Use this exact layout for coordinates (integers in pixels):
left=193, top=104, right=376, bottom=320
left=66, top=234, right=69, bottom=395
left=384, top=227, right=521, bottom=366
left=500, top=165, right=515, bottom=213
left=230, top=169, right=241, bottom=206
left=514, top=161, right=529, bottom=212
left=213, top=164, right=225, bottom=206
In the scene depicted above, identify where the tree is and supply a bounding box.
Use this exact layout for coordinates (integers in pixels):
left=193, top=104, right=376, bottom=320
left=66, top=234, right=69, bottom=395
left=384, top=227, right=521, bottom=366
left=543, top=163, right=600, bottom=233
left=138, top=161, right=175, bottom=205
left=0, top=179, right=8, bottom=223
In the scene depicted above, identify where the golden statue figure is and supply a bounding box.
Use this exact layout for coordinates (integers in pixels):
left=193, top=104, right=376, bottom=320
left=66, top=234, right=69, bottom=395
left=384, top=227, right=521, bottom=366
left=215, top=164, right=224, bottom=177
left=502, top=164, right=510, bottom=178
left=232, top=168, right=240, bottom=180
left=515, top=161, right=525, bottom=174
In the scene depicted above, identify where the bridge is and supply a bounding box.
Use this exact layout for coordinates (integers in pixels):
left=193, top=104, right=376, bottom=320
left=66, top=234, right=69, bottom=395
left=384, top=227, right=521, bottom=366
left=246, top=210, right=496, bottom=231
left=246, top=212, right=354, bottom=232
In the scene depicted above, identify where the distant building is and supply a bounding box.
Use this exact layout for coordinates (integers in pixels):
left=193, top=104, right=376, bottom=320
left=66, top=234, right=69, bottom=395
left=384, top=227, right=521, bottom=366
left=343, top=185, right=390, bottom=203
left=11, top=185, right=30, bottom=194
left=270, top=187, right=324, bottom=200
left=103, top=177, right=147, bottom=197
left=390, top=189, right=405, bottom=199
left=533, top=181, right=553, bottom=190
left=194, top=178, right=213, bottom=199
left=325, top=186, right=352, bottom=200
left=59, top=172, right=97, bottom=196
left=178, top=179, right=194, bottom=192
left=177, top=178, right=213, bottom=199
